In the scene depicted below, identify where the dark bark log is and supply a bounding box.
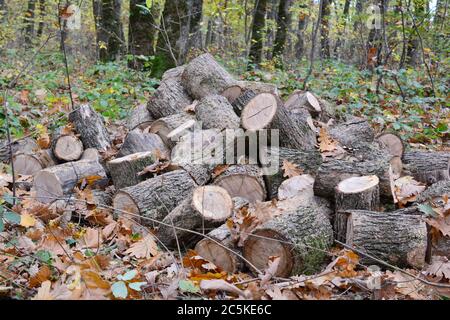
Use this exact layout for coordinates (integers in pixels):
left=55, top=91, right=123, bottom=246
left=107, top=151, right=156, bottom=189
left=36, top=0, right=46, bottom=38
left=329, top=117, right=375, bottom=149
left=117, top=129, right=169, bottom=158
left=68, top=104, right=111, bottom=151
left=259, top=146, right=322, bottom=199
left=248, top=0, right=267, bottom=69
left=23, top=0, right=36, bottom=46
left=416, top=180, right=450, bottom=203
left=127, top=104, right=154, bottom=131
left=402, top=151, right=450, bottom=185
left=320, top=0, right=331, bottom=59
left=34, top=157, right=108, bottom=203
left=195, top=95, right=240, bottom=130
left=149, top=112, right=196, bottom=148
left=345, top=209, right=427, bottom=268
left=243, top=204, right=334, bottom=276
left=295, top=3, right=308, bottom=60
left=157, top=186, right=233, bottom=248
left=181, top=53, right=236, bottom=100
left=112, top=170, right=197, bottom=223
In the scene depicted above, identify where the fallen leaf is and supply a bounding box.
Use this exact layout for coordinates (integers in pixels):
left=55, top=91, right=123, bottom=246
left=425, top=256, right=450, bottom=280
left=20, top=213, right=37, bottom=228
left=125, top=235, right=158, bottom=259
left=200, top=279, right=244, bottom=296
left=282, top=160, right=303, bottom=178
left=318, top=127, right=338, bottom=153
left=32, top=280, right=53, bottom=300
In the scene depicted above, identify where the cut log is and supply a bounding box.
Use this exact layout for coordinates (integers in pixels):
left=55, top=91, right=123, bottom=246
left=13, top=149, right=56, bottom=176
left=146, top=77, right=193, bottom=119
left=334, top=175, right=380, bottom=242
left=243, top=204, right=334, bottom=277
left=112, top=170, right=197, bottom=223
left=345, top=209, right=427, bottom=268
left=107, top=151, right=157, bottom=189
left=259, top=146, right=322, bottom=199
left=329, top=117, right=375, bottom=149
left=402, top=151, right=450, bottom=185
left=278, top=174, right=315, bottom=201
left=80, top=148, right=100, bottom=162
left=213, top=165, right=267, bottom=203
left=33, top=158, right=108, bottom=203
left=194, top=224, right=243, bottom=273
left=127, top=104, right=154, bottom=131
left=51, top=129, right=84, bottom=162
left=117, top=129, right=170, bottom=158
left=157, top=186, right=233, bottom=248
left=430, top=236, right=450, bottom=258
left=0, top=138, right=39, bottom=163
left=68, top=104, right=111, bottom=151
left=417, top=180, right=450, bottom=203
left=222, top=81, right=278, bottom=104
left=240, top=93, right=279, bottom=131
left=376, top=132, right=404, bottom=157
left=195, top=95, right=240, bottom=130
left=149, top=113, right=196, bottom=147
left=181, top=53, right=236, bottom=100
left=285, top=90, right=322, bottom=117
left=231, top=90, right=257, bottom=115
left=314, top=156, right=393, bottom=200
left=161, top=65, right=185, bottom=82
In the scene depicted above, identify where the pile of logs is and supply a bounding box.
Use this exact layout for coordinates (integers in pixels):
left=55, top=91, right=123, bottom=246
left=1, top=53, right=449, bottom=277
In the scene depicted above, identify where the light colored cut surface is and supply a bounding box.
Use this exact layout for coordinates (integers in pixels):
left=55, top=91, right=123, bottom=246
left=278, top=174, right=314, bottom=200
left=377, top=133, right=404, bottom=157
left=13, top=154, right=43, bottom=175
left=337, top=175, right=380, bottom=193
left=192, top=186, right=233, bottom=221
left=241, top=93, right=278, bottom=130
left=54, top=135, right=83, bottom=161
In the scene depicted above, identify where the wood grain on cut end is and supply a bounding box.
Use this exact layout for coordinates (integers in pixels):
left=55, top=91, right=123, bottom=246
left=192, top=185, right=234, bottom=222
left=241, top=93, right=278, bottom=131
left=53, top=135, right=84, bottom=161
left=376, top=133, right=404, bottom=157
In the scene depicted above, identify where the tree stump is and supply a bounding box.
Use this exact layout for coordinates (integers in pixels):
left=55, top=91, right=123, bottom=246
left=195, top=95, right=240, bottom=130
left=112, top=170, right=197, bottom=223
left=13, top=149, right=56, bottom=176
left=157, top=186, right=233, bottom=248
left=33, top=158, right=108, bottom=203
left=107, top=151, right=157, bottom=189
left=345, top=209, right=427, bottom=268
left=243, top=204, right=334, bottom=277
left=213, top=165, right=267, bottom=203
left=259, top=146, right=322, bottom=199
left=195, top=224, right=243, bottom=273
left=149, top=113, right=196, bottom=147
left=376, top=132, right=404, bottom=157
left=51, top=129, right=84, bottom=162
left=117, top=129, right=170, bottom=158
left=334, top=175, right=380, bottom=242
left=146, top=77, right=193, bottom=119
left=402, top=151, right=450, bottom=185
left=68, top=104, right=111, bottom=151
left=181, top=53, right=236, bottom=100
left=127, top=104, right=154, bottom=131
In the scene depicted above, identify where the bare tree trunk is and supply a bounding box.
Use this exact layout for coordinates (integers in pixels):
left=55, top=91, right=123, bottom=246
left=23, top=0, right=36, bottom=46
left=334, top=0, right=351, bottom=58
left=248, top=0, right=268, bottom=69
left=187, top=0, right=203, bottom=55
left=272, top=0, right=291, bottom=67
left=367, top=0, right=384, bottom=68
left=320, top=0, right=331, bottom=59
left=265, top=0, right=279, bottom=61
left=128, top=0, right=161, bottom=69
left=93, top=0, right=124, bottom=62
left=406, top=0, right=426, bottom=65
left=36, top=0, right=46, bottom=38
left=435, top=0, right=448, bottom=29
left=295, top=3, right=308, bottom=60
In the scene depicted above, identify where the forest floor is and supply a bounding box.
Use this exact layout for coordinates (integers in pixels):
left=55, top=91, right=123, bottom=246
left=0, top=50, right=449, bottom=300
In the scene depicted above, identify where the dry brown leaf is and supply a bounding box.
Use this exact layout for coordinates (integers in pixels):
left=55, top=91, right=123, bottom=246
left=425, top=256, right=450, bottom=280
left=29, top=265, right=52, bottom=288
left=200, top=279, right=245, bottom=297
left=125, top=234, right=158, bottom=259
left=81, top=270, right=111, bottom=290
left=20, top=213, right=37, bottom=228
left=0, top=173, right=12, bottom=187
left=394, top=176, right=426, bottom=205
left=281, top=160, right=303, bottom=178
left=212, top=165, right=230, bottom=178
left=37, top=132, right=51, bottom=149
left=426, top=214, right=450, bottom=237
left=32, top=281, right=53, bottom=300
left=386, top=270, right=427, bottom=300
left=260, top=256, right=280, bottom=286
left=318, top=127, right=338, bottom=153
left=185, top=100, right=199, bottom=113
left=82, top=228, right=102, bottom=249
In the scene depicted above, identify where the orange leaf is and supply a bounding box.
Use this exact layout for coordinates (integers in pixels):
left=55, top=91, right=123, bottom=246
left=281, top=160, right=303, bottom=178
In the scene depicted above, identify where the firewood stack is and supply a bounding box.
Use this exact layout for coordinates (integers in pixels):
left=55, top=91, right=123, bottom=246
left=2, top=53, right=449, bottom=278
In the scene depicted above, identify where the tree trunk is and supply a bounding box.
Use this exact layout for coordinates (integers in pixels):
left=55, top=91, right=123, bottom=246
left=23, top=0, right=36, bottom=46
left=13, top=149, right=55, bottom=176
left=0, top=0, right=6, bottom=22
left=127, top=104, right=154, bottom=131
left=406, top=0, right=426, bottom=65
left=295, top=3, right=308, bottom=60
left=248, top=0, right=267, bottom=69
left=320, top=0, right=331, bottom=59
left=334, top=0, right=351, bottom=58
left=128, top=0, right=161, bottom=69
left=272, top=0, right=291, bottom=67
left=329, top=117, right=375, bottom=149
left=36, top=0, right=46, bottom=38
left=93, top=0, right=124, bottom=62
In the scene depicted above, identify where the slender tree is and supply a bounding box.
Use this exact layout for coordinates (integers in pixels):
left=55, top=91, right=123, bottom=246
left=406, top=0, right=427, bottom=65
left=295, top=2, right=308, bottom=60
left=334, top=0, right=351, bottom=58
left=93, top=0, right=124, bottom=62
left=36, top=0, right=46, bottom=38
left=272, top=0, right=292, bottom=66
left=23, top=0, right=36, bottom=46
left=248, top=0, right=268, bottom=69
left=320, top=0, right=331, bottom=59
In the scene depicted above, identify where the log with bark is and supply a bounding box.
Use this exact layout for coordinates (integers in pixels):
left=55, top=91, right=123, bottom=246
left=284, top=90, right=322, bottom=118
left=195, top=95, right=240, bottom=130
left=181, top=53, right=236, bottom=100
left=146, top=76, right=193, bottom=119
left=33, top=156, right=108, bottom=203
left=416, top=180, right=450, bottom=203
left=329, top=116, right=375, bottom=149
left=51, top=128, right=84, bottom=162
left=344, top=209, right=427, bottom=268
left=243, top=203, right=334, bottom=277
left=117, top=129, right=170, bottom=158
left=213, top=165, right=267, bottom=203
left=334, top=175, right=380, bottom=242
left=376, top=132, right=404, bottom=157
left=149, top=112, right=196, bottom=147
left=112, top=169, right=197, bottom=223
left=13, top=149, right=56, bottom=176
left=277, top=174, right=315, bottom=201
left=68, top=104, right=111, bottom=151
left=127, top=104, right=154, bottom=131
left=222, top=81, right=278, bottom=104
left=161, top=65, right=185, bottom=82
left=106, top=151, right=157, bottom=189
left=259, top=146, right=322, bottom=199
left=157, top=186, right=233, bottom=248
left=402, top=151, right=450, bottom=185
left=0, top=137, right=39, bottom=163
